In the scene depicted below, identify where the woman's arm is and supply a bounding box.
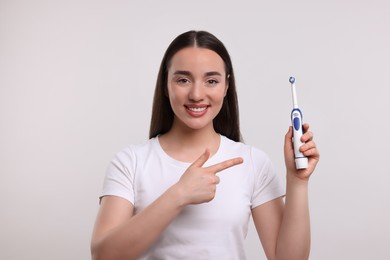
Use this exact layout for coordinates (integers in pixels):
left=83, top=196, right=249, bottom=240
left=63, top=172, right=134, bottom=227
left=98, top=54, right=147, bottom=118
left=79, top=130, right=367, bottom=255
left=275, top=175, right=311, bottom=260
left=252, top=124, right=319, bottom=260
left=91, top=186, right=185, bottom=260
left=91, top=149, right=243, bottom=260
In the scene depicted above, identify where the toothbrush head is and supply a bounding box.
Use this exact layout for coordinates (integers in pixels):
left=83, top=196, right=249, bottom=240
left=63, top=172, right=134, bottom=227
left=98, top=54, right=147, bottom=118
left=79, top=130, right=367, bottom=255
left=289, top=77, right=295, bottom=84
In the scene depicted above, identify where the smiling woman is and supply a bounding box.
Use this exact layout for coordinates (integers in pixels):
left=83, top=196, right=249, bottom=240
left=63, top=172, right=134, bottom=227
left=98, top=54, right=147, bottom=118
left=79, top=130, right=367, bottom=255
left=149, top=31, right=241, bottom=143
left=90, top=30, right=319, bottom=260
left=166, top=47, right=228, bottom=131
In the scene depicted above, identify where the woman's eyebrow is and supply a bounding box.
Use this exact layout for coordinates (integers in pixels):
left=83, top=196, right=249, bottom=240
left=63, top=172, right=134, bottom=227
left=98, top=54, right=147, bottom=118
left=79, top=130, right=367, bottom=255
left=172, top=70, right=223, bottom=77
left=173, top=70, right=191, bottom=76
left=205, top=71, right=222, bottom=77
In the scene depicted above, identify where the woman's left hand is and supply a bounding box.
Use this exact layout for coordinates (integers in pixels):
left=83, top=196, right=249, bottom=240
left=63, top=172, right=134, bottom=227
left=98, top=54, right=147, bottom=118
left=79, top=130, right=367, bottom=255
left=284, top=123, right=320, bottom=181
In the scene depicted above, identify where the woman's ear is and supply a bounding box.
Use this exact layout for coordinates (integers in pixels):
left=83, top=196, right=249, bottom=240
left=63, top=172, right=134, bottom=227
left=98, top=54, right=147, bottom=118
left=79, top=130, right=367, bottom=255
left=224, top=74, right=230, bottom=97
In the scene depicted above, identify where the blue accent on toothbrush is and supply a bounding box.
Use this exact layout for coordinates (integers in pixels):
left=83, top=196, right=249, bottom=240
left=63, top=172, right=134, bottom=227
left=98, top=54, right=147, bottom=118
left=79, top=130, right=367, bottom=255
left=289, top=77, right=295, bottom=84
left=293, top=117, right=300, bottom=131
left=291, top=108, right=303, bottom=131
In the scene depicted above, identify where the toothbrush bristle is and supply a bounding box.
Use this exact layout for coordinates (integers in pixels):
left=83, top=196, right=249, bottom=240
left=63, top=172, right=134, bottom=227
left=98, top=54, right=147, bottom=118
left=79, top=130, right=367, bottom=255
left=289, top=77, right=295, bottom=84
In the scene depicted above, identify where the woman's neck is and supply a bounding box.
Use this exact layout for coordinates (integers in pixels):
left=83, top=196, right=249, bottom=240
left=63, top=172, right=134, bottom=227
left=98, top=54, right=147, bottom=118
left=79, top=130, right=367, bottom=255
left=158, top=123, right=221, bottom=163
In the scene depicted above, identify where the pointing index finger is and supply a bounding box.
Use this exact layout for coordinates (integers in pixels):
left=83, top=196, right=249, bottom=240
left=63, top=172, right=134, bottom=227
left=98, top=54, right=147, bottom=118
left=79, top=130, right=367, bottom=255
left=206, top=157, right=243, bottom=174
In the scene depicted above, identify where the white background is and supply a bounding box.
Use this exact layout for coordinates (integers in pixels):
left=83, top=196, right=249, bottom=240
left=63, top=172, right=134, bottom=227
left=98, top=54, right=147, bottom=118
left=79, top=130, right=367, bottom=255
left=1, top=1, right=389, bottom=259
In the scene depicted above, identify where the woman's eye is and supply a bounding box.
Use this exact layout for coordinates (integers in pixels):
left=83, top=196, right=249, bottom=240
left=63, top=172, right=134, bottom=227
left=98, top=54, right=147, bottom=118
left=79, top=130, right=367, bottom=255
left=177, top=78, right=190, bottom=84
left=206, top=79, right=219, bottom=85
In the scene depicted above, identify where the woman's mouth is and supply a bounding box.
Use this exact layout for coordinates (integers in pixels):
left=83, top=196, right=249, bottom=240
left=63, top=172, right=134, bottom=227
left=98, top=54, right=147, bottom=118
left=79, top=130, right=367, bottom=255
left=187, top=106, right=207, bottom=112
left=185, top=105, right=209, bottom=117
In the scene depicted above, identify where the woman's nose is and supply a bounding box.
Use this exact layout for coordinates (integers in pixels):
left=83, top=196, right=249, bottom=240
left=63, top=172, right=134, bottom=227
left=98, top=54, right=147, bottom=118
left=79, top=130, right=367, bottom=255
left=188, top=82, right=204, bottom=101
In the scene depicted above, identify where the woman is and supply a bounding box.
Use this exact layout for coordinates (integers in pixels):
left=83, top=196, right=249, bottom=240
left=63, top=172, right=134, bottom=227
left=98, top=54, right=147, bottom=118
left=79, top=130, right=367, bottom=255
left=91, top=30, right=320, bottom=260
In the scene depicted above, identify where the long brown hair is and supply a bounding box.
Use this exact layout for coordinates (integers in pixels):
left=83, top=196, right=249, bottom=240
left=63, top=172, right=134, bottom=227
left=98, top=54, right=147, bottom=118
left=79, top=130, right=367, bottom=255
left=149, top=30, right=242, bottom=142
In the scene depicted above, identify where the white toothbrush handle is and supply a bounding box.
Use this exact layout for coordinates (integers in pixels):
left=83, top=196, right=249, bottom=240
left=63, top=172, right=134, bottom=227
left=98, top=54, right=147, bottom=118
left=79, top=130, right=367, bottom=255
left=291, top=108, right=308, bottom=169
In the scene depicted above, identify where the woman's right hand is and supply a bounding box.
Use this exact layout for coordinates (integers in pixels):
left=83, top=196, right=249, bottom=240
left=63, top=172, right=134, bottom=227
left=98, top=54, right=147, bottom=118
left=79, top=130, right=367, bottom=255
left=175, top=149, right=243, bottom=205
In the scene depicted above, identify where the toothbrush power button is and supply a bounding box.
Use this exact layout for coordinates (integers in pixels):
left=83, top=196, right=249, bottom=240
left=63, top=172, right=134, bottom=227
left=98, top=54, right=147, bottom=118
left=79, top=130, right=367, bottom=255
left=293, top=117, right=301, bottom=131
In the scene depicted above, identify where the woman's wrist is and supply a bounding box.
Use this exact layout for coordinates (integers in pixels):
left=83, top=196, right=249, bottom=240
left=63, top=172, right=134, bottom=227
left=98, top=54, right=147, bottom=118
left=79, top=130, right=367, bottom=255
left=168, top=183, right=189, bottom=209
left=286, top=171, right=309, bottom=189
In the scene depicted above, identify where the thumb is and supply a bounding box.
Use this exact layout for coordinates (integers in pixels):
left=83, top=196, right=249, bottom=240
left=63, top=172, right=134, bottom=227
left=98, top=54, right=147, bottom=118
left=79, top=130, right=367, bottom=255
left=191, top=149, right=210, bottom=168
left=284, top=126, right=294, bottom=150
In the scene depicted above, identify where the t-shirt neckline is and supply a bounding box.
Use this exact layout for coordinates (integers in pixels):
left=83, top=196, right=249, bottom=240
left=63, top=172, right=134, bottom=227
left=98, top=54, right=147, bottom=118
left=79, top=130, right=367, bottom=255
left=153, top=134, right=226, bottom=168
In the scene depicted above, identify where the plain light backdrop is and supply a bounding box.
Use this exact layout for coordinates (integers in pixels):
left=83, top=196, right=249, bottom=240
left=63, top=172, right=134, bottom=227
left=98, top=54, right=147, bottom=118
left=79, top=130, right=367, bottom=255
left=1, top=0, right=389, bottom=259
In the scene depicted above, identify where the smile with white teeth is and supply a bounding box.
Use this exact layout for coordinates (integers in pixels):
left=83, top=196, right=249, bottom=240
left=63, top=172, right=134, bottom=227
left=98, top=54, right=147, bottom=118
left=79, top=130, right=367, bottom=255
left=187, top=106, right=207, bottom=112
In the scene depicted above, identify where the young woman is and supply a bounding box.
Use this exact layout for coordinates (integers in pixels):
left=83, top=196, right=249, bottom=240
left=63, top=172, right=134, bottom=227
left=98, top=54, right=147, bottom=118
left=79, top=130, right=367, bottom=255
left=91, top=30, right=320, bottom=260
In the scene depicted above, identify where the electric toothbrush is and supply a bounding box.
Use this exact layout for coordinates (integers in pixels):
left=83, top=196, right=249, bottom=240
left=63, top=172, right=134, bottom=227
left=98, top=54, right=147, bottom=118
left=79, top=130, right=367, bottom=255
left=289, top=77, right=308, bottom=169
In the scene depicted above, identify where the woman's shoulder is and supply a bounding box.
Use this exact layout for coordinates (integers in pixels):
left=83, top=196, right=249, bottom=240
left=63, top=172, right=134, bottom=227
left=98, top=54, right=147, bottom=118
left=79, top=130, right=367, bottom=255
left=112, top=138, right=158, bottom=163
left=221, top=136, right=275, bottom=176
left=221, top=135, right=269, bottom=160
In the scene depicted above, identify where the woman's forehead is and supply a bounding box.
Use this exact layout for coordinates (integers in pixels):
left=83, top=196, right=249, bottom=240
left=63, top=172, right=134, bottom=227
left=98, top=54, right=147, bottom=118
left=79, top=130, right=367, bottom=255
left=168, top=47, right=225, bottom=74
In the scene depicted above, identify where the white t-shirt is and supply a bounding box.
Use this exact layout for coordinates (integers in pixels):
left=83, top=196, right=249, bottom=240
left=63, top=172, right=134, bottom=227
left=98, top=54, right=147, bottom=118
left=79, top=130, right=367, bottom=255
left=101, top=135, right=285, bottom=260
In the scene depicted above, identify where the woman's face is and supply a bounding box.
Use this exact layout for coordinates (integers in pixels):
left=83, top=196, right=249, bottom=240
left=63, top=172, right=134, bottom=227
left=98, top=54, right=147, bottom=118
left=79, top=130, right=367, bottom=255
left=166, top=47, right=228, bottom=132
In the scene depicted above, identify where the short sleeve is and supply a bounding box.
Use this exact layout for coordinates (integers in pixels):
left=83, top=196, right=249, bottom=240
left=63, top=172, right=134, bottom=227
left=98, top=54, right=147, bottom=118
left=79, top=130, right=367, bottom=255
left=100, top=147, right=136, bottom=205
left=250, top=147, right=285, bottom=208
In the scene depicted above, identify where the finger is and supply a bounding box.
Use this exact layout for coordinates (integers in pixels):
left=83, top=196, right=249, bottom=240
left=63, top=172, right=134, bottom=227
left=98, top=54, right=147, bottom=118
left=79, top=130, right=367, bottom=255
left=305, top=145, right=320, bottom=159
left=302, top=123, right=310, bottom=133
left=303, top=147, right=317, bottom=158
left=301, top=131, right=313, bottom=143
left=206, top=157, right=243, bottom=174
left=300, top=143, right=320, bottom=160
left=300, top=140, right=316, bottom=153
left=191, top=149, right=211, bottom=168
left=284, top=126, right=293, bottom=150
